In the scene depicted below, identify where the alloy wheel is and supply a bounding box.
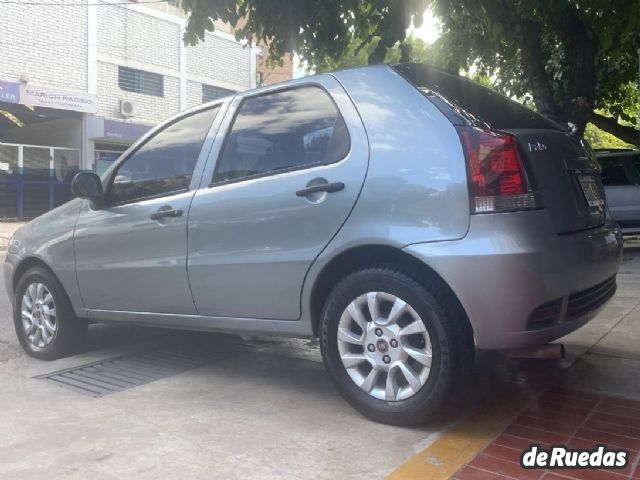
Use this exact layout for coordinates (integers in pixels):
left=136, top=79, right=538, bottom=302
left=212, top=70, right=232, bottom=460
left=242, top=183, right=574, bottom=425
left=21, top=282, right=57, bottom=348
left=336, top=291, right=432, bottom=401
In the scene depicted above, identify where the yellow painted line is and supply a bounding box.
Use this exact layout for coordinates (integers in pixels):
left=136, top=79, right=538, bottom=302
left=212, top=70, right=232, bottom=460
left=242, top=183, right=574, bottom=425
left=386, top=393, right=530, bottom=480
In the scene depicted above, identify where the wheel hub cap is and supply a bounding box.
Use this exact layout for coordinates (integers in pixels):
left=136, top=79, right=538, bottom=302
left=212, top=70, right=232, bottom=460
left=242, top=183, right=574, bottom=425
left=21, top=282, right=57, bottom=349
left=337, top=291, right=433, bottom=402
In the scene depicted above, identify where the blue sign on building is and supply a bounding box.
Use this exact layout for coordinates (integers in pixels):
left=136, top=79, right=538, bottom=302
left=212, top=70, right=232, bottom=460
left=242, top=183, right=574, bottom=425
left=0, top=80, right=20, bottom=104
left=104, top=119, right=152, bottom=142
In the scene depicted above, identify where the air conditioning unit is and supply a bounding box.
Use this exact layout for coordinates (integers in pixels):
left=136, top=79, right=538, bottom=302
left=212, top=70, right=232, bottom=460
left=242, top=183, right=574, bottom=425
left=119, top=100, right=136, bottom=117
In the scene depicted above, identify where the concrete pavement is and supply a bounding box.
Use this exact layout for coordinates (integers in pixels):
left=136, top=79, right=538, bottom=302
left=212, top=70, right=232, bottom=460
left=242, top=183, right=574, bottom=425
left=0, top=243, right=639, bottom=479
left=0, top=222, right=25, bottom=251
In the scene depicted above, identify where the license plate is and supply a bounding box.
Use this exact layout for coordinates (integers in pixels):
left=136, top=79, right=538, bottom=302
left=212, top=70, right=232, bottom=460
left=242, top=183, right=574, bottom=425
left=578, top=175, right=605, bottom=208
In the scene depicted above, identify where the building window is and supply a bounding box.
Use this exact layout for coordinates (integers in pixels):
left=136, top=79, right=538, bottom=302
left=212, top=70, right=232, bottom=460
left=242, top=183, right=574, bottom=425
left=202, top=84, right=236, bottom=103
left=118, top=66, right=164, bottom=97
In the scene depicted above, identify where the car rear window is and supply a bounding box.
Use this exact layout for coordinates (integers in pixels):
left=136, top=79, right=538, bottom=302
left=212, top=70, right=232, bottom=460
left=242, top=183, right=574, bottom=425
left=599, top=159, right=631, bottom=186
left=393, top=63, right=562, bottom=131
left=597, top=153, right=640, bottom=185
left=628, top=153, right=640, bottom=175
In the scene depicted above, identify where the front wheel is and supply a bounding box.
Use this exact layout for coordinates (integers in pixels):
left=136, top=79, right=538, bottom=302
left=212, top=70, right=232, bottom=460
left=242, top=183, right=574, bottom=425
left=13, top=267, right=87, bottom=360
left=320, top=267, right=473, bottom=426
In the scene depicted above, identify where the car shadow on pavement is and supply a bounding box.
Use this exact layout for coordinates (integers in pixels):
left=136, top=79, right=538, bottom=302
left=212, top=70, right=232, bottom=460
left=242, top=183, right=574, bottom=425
left=75, top=322, right=573, bottom=429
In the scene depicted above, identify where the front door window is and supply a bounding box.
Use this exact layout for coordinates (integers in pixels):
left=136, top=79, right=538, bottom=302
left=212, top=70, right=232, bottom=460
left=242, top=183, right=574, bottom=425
left=107, top=106, right=220, bottom=205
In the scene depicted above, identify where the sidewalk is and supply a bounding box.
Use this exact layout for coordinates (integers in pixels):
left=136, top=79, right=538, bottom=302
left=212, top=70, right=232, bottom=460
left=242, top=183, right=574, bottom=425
left=388, top=241, right=640, bottom=480
left=0, top=222, right=26, bottom=251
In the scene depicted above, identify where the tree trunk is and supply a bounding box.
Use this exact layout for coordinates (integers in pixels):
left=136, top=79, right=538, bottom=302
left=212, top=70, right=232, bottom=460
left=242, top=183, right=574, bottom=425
left=517, top=7, right=597, bottom=137
left=518, top=20, right=560, bottom=122
left=555, top=9, right=598, bottom=136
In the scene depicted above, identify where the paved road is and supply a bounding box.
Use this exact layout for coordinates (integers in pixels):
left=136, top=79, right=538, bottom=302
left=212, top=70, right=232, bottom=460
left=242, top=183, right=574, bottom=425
left=0, top=254, right=476, bottom=479
left=0, top=245, right=638, bottom=479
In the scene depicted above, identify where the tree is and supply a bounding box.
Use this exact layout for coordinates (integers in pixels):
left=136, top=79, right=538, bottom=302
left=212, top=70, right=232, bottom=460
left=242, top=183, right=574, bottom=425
left=180, top=0, right=639, bottom=146
left=584, top=123, right=635, bottom=149
left=180, top=0, right=429, bottom=67
left=429, top=0, right=640, bottom=144
left=314, top=36, right=433, bottom=73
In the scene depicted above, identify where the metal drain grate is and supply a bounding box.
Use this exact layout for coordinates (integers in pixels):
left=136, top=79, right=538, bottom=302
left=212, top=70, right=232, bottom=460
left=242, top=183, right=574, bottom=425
left=35, top=345, right=214, bottom=397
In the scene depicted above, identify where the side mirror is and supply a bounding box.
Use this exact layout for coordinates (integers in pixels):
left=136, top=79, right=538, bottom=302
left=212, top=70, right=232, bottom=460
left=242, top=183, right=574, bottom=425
left=71, top=172, right=103, bottom=200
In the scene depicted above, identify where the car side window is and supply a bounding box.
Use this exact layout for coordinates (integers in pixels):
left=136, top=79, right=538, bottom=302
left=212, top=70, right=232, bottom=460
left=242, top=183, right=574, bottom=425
left=599, top=160, right=631, bottom=186
left=212, top=86, right=350, bottom=184
left=107, top=106, right=219, bottom=205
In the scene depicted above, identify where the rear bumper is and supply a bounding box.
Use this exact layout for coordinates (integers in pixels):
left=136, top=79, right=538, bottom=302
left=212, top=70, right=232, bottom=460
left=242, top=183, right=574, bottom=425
left=403, top=210, right=623, bottom=350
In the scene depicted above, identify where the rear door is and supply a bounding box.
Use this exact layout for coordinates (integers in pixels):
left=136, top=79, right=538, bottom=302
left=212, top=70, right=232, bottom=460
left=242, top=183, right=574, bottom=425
left=599, top=154, right=640, bottom=232
left=187, top=77, right=368, bottom=320
left=507, top=131, right=606, bottom=234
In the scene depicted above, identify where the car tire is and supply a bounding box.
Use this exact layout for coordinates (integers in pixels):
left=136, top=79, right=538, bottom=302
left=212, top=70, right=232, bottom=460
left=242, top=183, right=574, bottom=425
left=320, top=266, right=474, bottom=426
left=13, top=267, right=87, bottom=361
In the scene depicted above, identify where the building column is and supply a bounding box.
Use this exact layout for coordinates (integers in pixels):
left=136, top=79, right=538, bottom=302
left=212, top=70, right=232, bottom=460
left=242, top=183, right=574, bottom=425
left=179, top=25, right=187, bottom=110
left=86, top=3, right=98, bottom=171
left=81, top=113, right=94, bottom=171
left=250, top=44, right=258, bottom=89
left=87, top=3, right=97, bottom=95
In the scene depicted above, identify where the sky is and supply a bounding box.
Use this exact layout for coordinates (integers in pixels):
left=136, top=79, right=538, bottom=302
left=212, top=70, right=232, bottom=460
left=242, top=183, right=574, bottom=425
left=408, top=6, right=441, bottom=44
left=292, top=7, right=440, bottom=78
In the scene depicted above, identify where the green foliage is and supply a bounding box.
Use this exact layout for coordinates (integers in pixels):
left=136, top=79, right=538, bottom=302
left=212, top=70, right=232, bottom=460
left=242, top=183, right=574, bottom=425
left=430, top=0, right=640, bottom=101
left=428, top=0, right=640, bottom=143
left=314, top=36, right=434, bottom=73
left=584, top=123, right=635, bottom=149
left=180, top=0, right=639, bottom=145
left=180, top=0, right=429, bottom=67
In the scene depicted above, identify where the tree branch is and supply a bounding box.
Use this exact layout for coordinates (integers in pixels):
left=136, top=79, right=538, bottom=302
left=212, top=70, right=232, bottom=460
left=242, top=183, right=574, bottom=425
left=590, top=113, right=640, bottom=147
left=476, top=1, right=560, bottom=120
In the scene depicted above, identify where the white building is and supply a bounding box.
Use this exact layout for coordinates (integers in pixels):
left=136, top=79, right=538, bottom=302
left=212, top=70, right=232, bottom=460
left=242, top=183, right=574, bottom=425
left=0, top=0, right=279, bottom=219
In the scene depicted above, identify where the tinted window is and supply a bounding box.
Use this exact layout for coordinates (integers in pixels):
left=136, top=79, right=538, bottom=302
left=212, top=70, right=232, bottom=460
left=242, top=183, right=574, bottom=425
left=108, top=107, right=218, bottom=204
left=213, top=86, right=349, bottom=183
left=599, top=160, right=631, bottom=186
left=622, top=153, right=640, bottom=179
left=394, top=63, right=561, bottom=130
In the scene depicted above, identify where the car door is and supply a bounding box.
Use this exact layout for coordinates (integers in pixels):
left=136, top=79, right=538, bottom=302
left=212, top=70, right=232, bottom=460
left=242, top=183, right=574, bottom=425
left=74, top=105, right=222, bottom=315
left=188, top=77, right=368, bottom=320
left=600, top=154, right=640, bottom=231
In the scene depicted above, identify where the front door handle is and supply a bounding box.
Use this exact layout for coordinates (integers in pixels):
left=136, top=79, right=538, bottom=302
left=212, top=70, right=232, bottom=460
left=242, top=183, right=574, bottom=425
left=150, top=205, right=184, bottom=220
left=295, top=181, right=345, bottom=197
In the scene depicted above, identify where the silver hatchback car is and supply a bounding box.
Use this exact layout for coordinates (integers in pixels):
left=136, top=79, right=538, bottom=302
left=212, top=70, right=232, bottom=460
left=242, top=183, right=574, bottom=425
left=4, top=64, right=622, bottom=425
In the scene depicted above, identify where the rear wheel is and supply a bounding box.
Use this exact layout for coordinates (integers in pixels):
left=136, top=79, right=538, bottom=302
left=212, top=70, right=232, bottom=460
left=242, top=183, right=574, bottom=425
left=320, top=266, right=473, bottom=425
left=13, top=267, right=87, bottom=360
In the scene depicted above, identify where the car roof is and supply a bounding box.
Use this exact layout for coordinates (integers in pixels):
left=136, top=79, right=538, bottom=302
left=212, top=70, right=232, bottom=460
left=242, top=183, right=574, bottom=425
left=595, top=149, right=640, bottom=159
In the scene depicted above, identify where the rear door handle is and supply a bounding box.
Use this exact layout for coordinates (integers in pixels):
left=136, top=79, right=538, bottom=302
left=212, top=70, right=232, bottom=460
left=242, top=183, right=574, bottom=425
left=150, top=205, right=183, bottom=220
left=295, top=182, right=345, bottom=197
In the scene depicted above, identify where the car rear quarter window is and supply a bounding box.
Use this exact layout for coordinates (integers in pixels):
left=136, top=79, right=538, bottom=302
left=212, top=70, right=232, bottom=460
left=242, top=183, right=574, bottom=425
left=393, top=63, right=562, bottom=131
left=213, top=86, right=350, bottom=184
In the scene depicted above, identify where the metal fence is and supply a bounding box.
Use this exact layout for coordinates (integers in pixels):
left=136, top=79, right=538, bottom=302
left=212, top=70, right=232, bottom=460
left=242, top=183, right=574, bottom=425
left=0, top=142, right=80, bottom=220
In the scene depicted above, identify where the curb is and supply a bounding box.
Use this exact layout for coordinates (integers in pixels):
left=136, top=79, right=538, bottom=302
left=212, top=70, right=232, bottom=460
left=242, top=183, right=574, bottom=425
left=0, top=235, right=9, bottom=251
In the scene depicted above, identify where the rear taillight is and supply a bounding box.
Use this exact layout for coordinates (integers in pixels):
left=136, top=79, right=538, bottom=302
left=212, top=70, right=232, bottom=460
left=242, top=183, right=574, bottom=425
left=456, top=126, right=539, bottom=213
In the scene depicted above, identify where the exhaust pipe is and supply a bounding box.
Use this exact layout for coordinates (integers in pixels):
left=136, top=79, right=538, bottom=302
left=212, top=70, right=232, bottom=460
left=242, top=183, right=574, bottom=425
left=500, top=343, right=565, bottom=360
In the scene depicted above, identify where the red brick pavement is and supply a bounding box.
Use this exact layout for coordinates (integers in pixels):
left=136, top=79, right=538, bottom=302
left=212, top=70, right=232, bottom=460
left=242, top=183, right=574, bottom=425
left=452, top=389, right=640, bottom=480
